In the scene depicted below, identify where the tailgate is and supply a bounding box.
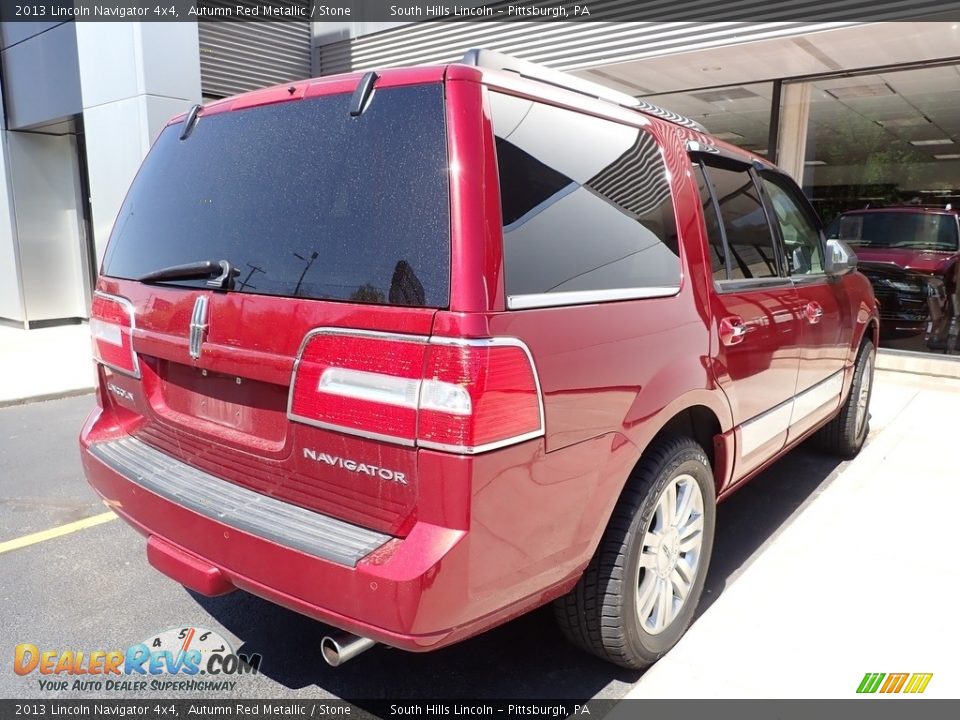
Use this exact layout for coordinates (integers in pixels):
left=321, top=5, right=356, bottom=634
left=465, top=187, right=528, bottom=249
left=92, top=80, right=451, bottom=538
left=106, top=281, right=435, bottom=537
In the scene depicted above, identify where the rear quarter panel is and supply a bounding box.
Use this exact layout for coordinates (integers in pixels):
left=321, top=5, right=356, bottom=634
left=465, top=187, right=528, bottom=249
left=433, top=87, right=733, bottom=602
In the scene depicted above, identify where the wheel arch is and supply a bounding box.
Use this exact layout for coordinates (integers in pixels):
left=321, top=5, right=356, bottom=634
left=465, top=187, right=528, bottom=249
left=559, top=398, right=729, bottom=614
left=648, top=405, right=723, bottom=476
left=623, top=386, right=733, bottom=495
left=844, top=313, right=879, bottom=402
left=617, top=399, right=728, bottom=509
left=864, top=317, right=880, bottom=350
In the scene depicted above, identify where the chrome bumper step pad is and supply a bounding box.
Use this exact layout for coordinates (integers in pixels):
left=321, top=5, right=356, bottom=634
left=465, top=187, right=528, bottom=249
left=89, top=436, right=391, bottom=567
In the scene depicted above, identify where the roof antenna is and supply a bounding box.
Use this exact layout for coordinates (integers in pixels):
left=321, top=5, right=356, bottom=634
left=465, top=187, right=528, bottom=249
left=179, top=104, right=202, bottom=140
left=350, top=72, right=379, bottom=117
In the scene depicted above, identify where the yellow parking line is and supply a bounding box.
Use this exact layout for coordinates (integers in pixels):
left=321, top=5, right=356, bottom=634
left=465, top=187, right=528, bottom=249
left=0, top=511, right=117, bottom=555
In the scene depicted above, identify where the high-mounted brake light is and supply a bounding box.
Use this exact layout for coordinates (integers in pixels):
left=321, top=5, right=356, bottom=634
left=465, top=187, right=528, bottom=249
left=288, top=329, right=544, bottom=454
left=90, top=292, right=140, bottom=378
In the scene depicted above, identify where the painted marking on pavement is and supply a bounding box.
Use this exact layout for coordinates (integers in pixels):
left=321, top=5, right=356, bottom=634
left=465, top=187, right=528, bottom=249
left=0, top=511, right=117, bottom=555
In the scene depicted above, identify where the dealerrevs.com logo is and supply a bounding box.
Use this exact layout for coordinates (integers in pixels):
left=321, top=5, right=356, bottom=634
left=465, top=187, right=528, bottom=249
left=14, top=627, right=262, bottom=693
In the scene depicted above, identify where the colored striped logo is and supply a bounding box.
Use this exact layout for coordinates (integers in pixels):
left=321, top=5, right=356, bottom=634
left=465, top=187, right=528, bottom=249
left=857, top=672, right=933, bottom=694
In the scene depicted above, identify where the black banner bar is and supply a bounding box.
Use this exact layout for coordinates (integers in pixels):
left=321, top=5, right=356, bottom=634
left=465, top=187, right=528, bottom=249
left=0, top=0, right=957, bottom=22
left=2, top=700, right=960, bottom=720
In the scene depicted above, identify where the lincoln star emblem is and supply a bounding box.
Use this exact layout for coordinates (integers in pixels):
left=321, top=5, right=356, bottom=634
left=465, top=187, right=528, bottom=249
left=189, top=296, right=209, bottom=360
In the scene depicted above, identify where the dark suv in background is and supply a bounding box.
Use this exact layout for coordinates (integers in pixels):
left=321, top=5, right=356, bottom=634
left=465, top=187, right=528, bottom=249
left=828, top=206, right=960, bottom=352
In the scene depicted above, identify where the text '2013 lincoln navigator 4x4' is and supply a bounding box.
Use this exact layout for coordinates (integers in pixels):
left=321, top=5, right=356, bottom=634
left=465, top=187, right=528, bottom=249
left=79, top=50, right=878, bottom=669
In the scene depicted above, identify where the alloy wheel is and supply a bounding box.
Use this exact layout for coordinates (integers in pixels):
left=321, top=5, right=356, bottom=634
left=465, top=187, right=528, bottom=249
left=635, top=473, right=705, bottom=635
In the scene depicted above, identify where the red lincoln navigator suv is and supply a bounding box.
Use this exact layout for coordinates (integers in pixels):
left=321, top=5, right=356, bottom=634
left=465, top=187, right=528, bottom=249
left=79, top=50, right=878, bottom=670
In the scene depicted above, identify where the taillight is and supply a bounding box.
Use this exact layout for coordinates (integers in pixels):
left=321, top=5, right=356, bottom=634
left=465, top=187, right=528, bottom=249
left=418, top=340, right=543, bottom=452
left=289, top=331, right=425, bottom=445
left=288, top=329, right=544, bottom=454
left=90, top=292, right=140, bottom=378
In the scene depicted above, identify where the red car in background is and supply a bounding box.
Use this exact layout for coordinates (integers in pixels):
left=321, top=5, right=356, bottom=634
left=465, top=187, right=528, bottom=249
left=828, top=207, right=960, bottom=351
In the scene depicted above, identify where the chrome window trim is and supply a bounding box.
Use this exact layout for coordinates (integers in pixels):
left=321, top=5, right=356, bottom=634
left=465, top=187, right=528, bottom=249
left=790, top=273, right=832, bottom=287
left=507, top=286, right=680, bottom=310
left=92, top=290, right=141, bottom=380
left=714, top=277, right=794, bottom=294
left=286, top=329, right=546, bottom=455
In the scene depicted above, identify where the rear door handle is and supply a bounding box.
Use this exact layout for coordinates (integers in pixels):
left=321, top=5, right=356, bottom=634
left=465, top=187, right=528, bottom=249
left=719, top=316, right=747, bottom=346
left=804, top=302, right=824, bottom=324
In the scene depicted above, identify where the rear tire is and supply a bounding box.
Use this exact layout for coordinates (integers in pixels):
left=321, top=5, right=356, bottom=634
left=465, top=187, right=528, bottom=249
left=817, top=339, right=876, bottom=458
left=554, top=436, right=716, bottom=669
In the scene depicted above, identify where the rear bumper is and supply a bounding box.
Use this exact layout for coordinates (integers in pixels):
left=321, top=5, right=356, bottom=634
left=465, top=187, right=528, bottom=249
left=88, top=436, right=391, bottom=568
left=79, top=405, right=584, bottom=651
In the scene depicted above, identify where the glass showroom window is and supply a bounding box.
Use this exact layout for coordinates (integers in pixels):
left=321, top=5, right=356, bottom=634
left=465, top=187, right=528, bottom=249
left=801, top=65, right=960, bottom=221
left=800, top=63, right=960, bottom=356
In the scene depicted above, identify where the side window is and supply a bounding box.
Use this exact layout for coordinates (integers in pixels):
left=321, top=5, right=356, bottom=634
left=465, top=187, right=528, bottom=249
left=490, top=92, right=680, bottom=300
left=701, top=163, right=780, bottom=280
left=760, top=173, right=824, bottom=275
left=692, top=162, right=727, bottom=280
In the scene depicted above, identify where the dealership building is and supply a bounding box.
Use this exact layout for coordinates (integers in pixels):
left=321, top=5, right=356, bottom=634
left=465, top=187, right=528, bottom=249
left=1, top=8, right=958, bottom=336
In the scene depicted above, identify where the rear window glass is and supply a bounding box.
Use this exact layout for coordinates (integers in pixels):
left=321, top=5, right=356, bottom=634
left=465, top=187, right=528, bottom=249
left=102, top=85, right=450, bottom=307
left=490, top=92, right=680, bottom=300
left=832, top=212, right=959, bottom=252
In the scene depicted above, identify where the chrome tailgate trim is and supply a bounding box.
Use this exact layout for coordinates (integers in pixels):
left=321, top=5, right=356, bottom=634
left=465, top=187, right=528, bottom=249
left=89, top=436, right=391, bottom=567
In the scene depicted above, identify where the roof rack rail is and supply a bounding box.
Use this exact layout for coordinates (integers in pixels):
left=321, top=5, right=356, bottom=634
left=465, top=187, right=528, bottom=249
left=881, top=202, right=957, bottom=211
left=461, top=48, right=707, bottom=133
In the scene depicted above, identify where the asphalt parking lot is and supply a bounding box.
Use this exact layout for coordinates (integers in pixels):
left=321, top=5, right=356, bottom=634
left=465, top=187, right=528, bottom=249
left=0, top=374, right=945, bottom=701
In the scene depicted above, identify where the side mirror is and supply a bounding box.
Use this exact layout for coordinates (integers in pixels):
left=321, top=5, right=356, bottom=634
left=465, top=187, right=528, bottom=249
left=825, top=238, right=858, bottom=275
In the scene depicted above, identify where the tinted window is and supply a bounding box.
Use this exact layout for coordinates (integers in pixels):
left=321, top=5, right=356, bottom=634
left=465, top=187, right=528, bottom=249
left=760, top=173, right=824, bottom=275
left=702, top=164, right=779, bottom=280
left=102, top=85, right=450, bottom=307
left=491, top=93, right=680, bottom=298
left=693, top=162, right=727, bottom=280
left=834, top=211, right=959, bottom=252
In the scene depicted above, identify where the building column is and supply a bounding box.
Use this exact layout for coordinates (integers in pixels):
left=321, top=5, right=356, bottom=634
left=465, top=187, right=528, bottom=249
left=777, top=82, right=812, bottom=184
left=0, top=73, right=25, bottom=325
left=75, top=22, right=202, bottom=263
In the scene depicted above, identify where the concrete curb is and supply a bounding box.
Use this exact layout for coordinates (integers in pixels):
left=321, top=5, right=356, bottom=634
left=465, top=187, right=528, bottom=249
left=876, top=348, right=960, bottom=379
left=625, top=372, right=960, bottom=698
left=0, top=387, right=95, bottom=410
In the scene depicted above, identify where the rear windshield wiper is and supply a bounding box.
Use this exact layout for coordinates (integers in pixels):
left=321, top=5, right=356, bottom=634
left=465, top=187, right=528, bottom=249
left=138, top=260, right=239, bottom=290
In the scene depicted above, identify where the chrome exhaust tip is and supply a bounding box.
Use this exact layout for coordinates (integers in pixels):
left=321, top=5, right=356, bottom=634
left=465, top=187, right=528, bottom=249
left=321, top=631, right=376, bottom=667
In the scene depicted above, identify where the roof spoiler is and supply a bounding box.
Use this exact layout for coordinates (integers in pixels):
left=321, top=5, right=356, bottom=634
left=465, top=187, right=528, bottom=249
left=461, top=48, right=707, bottom=133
